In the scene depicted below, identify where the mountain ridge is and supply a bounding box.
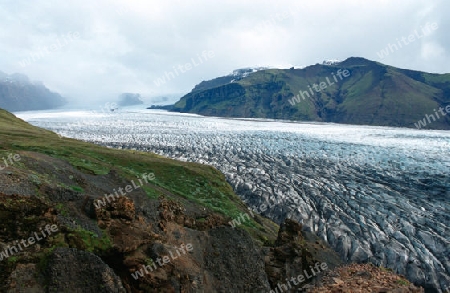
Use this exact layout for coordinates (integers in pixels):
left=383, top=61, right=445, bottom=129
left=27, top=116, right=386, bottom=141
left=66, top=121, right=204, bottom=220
left=170, top=57, right=450, bottom=130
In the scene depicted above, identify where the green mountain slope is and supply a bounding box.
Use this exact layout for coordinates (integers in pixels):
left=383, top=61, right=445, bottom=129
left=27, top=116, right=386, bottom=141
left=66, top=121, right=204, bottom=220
left=0, top=109, right=275, bottom=240
left=172, top=57, right=450, bottom=129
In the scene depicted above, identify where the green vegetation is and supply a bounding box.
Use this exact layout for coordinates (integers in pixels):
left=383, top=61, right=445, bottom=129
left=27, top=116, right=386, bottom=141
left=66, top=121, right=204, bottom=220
left=6, top=256, right=18, bottom=264
left=145, top=257, right=155, bottom=267
left=396, top=279, right=409, bottom=286
left=380, top=266, right=394, bottom=272
left=70, top=158, right=110, bottom=175
left=67, top=228, right=113, bottom=253
left=0, top=108, right=277, bottom=244
left=173, top=57, right=450, bottom=129
left=55, top=203, right=68, bottom=216
left=70, top=185, right=84, bottom=193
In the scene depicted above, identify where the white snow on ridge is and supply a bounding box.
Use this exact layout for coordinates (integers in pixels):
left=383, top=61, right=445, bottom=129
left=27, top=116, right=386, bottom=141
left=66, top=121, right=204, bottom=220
left=229, top=67, right=268, bottom=78
left=228, top=61, right=335, bottom=81
left=322, top=59, right=341, bottom=65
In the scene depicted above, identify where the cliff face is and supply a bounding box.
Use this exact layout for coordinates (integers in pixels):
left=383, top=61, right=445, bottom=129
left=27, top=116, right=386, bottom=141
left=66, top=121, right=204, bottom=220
left=0, top=72, right=66, bottom=112
left=172, top=57, right=450, bottom=129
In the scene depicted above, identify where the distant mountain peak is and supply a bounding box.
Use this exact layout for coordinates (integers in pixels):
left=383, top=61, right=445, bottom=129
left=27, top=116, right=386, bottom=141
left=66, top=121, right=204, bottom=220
left=339, top=57, right=374, bottom=67
left=0, top=71, right=66, bottom=111
left=118, top=93, right=143, bottom=107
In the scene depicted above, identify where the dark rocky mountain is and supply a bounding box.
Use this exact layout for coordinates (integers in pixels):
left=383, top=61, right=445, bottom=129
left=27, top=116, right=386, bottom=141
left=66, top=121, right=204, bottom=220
left=0, top=71, right=66, bottom=112
left=172, top=57, right=450, bottom=130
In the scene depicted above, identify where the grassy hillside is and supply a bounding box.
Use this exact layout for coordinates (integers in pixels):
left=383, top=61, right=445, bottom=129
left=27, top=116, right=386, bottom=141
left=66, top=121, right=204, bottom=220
left=172, top=57, right=450, bottom=129
left=0, top=109, right=277, bottom=242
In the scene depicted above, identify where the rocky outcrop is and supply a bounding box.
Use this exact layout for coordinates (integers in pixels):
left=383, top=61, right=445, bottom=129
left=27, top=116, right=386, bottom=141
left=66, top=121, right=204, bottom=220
left=265, top=219, right=317, bottom=290
left=264, top=219, right=343, bottom=292
left=46, top=248, right=126, bottom=292
left=0, top=151, right=286, bottom=292
left=311, top=263, right=424, bottom=293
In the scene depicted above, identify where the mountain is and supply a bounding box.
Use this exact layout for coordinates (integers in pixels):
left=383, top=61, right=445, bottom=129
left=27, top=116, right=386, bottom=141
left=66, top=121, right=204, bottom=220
left=172, top=57, right=450, bottom=130
left=191, top=67, right=269, bottom=94
left=0, top=72, right=66, bottom=112
left=0, top=108, right=425, bottom=292
left=118, top=93, right=143, bottom=107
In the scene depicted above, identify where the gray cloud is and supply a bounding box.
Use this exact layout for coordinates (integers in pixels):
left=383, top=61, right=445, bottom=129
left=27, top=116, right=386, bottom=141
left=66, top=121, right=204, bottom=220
left=0, top=0, right=448, bottom=105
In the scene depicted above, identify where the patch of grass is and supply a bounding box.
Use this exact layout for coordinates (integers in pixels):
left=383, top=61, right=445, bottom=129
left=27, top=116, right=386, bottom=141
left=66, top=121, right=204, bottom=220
left=142, top=185, right=160, bottom=199
left=69, top=157, right=110, bottom=175
left=145, top=258, right=155, bottom=266
left=49, top=232, right=68, bottom=248
left=396, top=279, right=409, bottom=286
left=55, top=203, right=68, bottom=216
left=70, top=185, right=84, bottom=193
left=7, top=256, right=18, bottom=264
left=380, top=266, right=393, bottom=272
left=196, top=217, right=207, bottom=223
left=67, top=228, right=113, bottom=253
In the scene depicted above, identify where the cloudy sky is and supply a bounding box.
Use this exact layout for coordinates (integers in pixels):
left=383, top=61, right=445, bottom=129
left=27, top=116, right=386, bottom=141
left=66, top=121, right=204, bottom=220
left=0, top=0, right=448, bottom=105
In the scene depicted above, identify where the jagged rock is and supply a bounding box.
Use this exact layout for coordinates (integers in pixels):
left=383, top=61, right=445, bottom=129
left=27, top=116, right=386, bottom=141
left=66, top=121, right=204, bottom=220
left=6, top=263, right=46, bottom=293
left=265, top=219, right=316, bottom=289
left=45, top=248, right=126, bottom=292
